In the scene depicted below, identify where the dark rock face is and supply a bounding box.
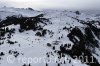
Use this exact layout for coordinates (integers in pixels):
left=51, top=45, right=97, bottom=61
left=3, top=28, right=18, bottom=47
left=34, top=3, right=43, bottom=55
left=0, top=14, right=49, bottom=38
left=27, top=8, right=34, bottom=11
left=66, top=21, right=100, bottom=66
left=0, top=14, right=49, bottom=31
left=35, top=29, right=47, bottom=37
left=75, top=11, right=81, bottom=15
left=67, top=27, right=84, bottom=44
left=0, top=52, right=5, bottom=56
left=8, top=50, right=20, bottom=58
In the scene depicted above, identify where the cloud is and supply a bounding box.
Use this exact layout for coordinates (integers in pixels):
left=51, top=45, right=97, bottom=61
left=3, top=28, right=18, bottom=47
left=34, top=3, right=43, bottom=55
left=0, top=0, right=100, bottom=10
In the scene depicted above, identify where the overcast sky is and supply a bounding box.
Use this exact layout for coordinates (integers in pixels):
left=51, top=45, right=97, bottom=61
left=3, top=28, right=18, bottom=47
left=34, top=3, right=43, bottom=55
left=0, top=0, right=100, bottom=10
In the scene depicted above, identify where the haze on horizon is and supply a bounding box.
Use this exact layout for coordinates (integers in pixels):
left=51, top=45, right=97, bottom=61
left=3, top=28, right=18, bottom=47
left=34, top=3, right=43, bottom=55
left=0, top=0, right=100, bottom=10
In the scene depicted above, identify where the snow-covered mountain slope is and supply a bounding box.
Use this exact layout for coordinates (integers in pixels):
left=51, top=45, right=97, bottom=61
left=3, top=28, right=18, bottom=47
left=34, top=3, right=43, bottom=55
left=0, top=7, right=100, bottom=66
left=0, top=7, right=42, bottom=19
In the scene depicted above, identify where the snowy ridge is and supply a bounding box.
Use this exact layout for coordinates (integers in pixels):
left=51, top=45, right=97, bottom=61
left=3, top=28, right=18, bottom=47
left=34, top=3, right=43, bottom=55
left=0, top=7, right=42, bottom=19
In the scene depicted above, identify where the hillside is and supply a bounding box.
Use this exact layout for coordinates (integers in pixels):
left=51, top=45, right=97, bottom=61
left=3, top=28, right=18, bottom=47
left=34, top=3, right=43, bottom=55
left=0, top=7, right=100, bottom=66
